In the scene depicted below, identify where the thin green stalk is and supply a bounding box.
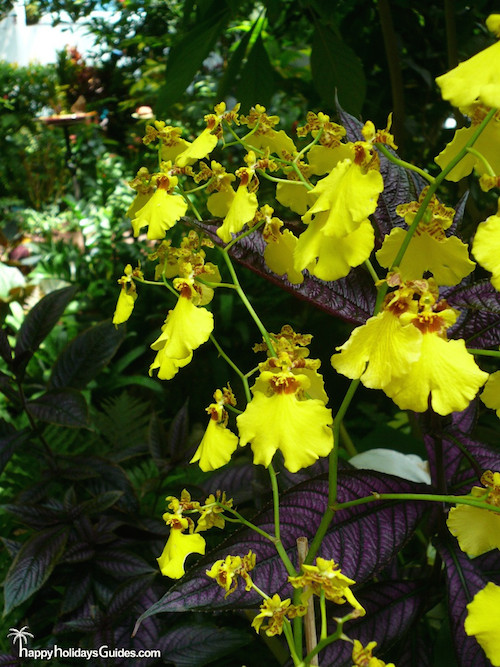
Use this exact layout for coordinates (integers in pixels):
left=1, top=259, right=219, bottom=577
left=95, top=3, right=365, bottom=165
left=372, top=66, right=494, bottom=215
left=376, top=144, right=435, bottom=183
left=374, top=107, right=496, bottom=314
left=319, top=590, right=327, bottom=640
left=209, top=334, right=251, bottom=402
left=466, top=147, right=496, bottom=176
left=305, top=379, right=360, bottom=565
left=468, top=348, right=500, bottom=358
left=294, top=128, right=323, bottom=163
left=269, top=462, right=297, bottom=577
left=364, top=258, right=380, bottom=285
left=224, top=218, right=265, bottom=253
left=219, top=505, right=276, bottom=541
left=334, top=492, right=500, bottom=513
left=300, top=613, right=351, bottom=666
left=220, top=249, right=276, bottom=356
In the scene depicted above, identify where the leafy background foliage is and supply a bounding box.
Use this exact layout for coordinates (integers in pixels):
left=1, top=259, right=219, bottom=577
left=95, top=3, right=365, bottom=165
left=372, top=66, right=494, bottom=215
left=2, top=0, right=500, bottom=665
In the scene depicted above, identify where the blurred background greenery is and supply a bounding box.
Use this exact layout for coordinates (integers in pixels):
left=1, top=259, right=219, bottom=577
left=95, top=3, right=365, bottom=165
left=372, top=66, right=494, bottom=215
left=1, top=1, right=500, bottom=664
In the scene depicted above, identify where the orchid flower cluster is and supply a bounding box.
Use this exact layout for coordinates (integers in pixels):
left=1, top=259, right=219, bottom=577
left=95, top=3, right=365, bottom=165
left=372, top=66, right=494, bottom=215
left=119, top=15, right=500, bottom=667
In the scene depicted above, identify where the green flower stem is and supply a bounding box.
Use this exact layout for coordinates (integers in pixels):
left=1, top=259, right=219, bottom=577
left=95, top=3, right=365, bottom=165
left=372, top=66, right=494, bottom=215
left=269, top=461, right=298, bottom=577
left=374, top=107, right=496, bottom=315
left=135, top=274, right=178, bottom=298
left=299, top=614, right=351, bottom=666
left=176, top=183, right=202, bottom=221
left=334, top=492, right=500, bottom=513
left=209, top=334, right=251, bottom=402
left=220, top=249, right=277, bottom=356
left=466, top=147, right=496, bottom=177
left=218, top=505, right=276, bottom=541
left=319, top=589, right=327, bottom=640
left=339, top=422, right=357, bottom=457
left=283, top=620, right=303, bottom=667
left=291, top=161, right=314, bottom=189
left=364, top=258, right=380, bottom=285
left=468, top=348, right=500, bottom=358
left=294, top=128, right=323, bottom=163
left=257, top=170, right=310, bottom=187
left=195, top=277, right=238, bottom=290
left=376, top=143, right=435, bottom=184
left=224, top=218, right=265, bottom=253
left=304, top=379, right=360, bottom=566
left=183, top=181, right=210, bottom=195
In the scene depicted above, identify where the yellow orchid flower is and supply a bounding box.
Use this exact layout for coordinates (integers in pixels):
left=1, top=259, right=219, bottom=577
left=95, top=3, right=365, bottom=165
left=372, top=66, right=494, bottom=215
left=465, top=581, right=500, bottom=666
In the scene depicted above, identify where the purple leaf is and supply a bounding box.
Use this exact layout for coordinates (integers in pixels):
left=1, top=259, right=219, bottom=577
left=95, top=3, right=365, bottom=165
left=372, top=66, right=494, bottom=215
left=3, top=525, right=70, bottom=614
left=93, top=550, right=156, bottom=577
left=187, top=218, right=376, bottom=325
left=2, top=502, right=65, bottom=530
left=108, top=573, right=157, bottom=618
left=157, top=623, right=251, bottom=667
left=167, top=399, right=190, bottom=462
left=60, top=572, right=92, bottom=615
left=61, top=543, right=96, bottom=564
left=437, top=539, right=496, bottom=667
left=14, top=285, right=77, bottom=373
left=27, top=389, right=89, bottom=428
left=320, top=580, right=427, bottom=666
left=446, top=280, right=500, bottom=347
left=0, top=429, right=29, bottom=476
left=49, top=320, right=125, bottom=390
left=135, top=470, right=428, bottom=627
left=203, top=462, right=257, bottom=505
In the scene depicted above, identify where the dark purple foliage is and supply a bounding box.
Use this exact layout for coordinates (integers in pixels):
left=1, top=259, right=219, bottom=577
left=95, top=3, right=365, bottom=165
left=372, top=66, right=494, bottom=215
left=189, top=218, right=376, bottom=324
left=437, top=539, right=500, bottom=667
left=156, top=623, right=250, bottom=667
left=320, top=580, right=428, bottom=666
left=135, top=470, right=429, bottom=628
left=446, top=280, right=500, bottom=347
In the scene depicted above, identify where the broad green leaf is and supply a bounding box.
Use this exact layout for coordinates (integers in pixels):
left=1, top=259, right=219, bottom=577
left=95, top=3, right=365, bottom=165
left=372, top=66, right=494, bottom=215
left=27, top=389, right=89, bottom=428
left=3, top=525, right=70, bottom=615
left=235, top=35, right=275, bottom=112
left=216, top=25, right=253, bottom=100
left=311, top=22, right=365, bottom=115
left=49, top=320, right=125, bottom=390
left=157, top=4, right=230, bottom=112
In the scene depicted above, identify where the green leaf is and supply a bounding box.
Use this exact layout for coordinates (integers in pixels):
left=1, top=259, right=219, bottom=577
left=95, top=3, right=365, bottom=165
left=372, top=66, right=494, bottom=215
left=157, top=4, right=230, bottom=112
left=310, top=22, right=366, bottom=115
left=49, top=320, right=125, bottom=390
left=14, top=285, right=77, bottom=373
left=0, top=262, right=25, bottom=300
left=3, top=525, right=70, bottom=615
left=216, top=25, right=253, bottom=100
left=235, top=34, right=275, bottom=112
left=27, top=389, right=89, bottom=428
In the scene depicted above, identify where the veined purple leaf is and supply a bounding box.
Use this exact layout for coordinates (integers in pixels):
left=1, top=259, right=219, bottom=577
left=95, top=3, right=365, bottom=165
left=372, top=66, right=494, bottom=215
left=49, top=320, right=125, bottom=390
left=446, top=280, right=500, bottom=347
left=94, top=550, right=156, bottom=577
left=0, top=428, right=29, bottom=476
left=437, top=538, right=498, bottom=667
left=2, top=502, right=66, bottom=530
left=203, top=462, right=257, bottom=505
left=135, top=470, right=428, bottom=628
left=157, top=623, right=251, bottom=667
left=319, top=580, right=427, bottom=666
left=61, top=543, right=96, bottom=564
left=60, top=572, right=92, bottom=615
left=27, top=389, right=89, bottom=428
left=3, top=525, right=70, bottom=614
left=108, top=573, right=157, bottom=618
left=167, top=399, right=190, bottom=462
left=187, top=218, right=376, bottom=325
left=14, top=285, right=77, bottom=374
